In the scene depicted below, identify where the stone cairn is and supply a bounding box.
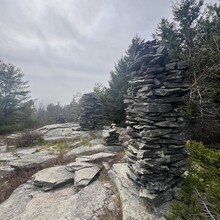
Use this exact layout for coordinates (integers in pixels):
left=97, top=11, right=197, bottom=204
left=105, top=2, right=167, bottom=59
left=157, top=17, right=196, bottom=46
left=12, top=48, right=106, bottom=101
left=103, top=124, right=120, bottom=146
left=124, top=40, right=189, bottom=206
left=79, top=93, right=103, bottom=131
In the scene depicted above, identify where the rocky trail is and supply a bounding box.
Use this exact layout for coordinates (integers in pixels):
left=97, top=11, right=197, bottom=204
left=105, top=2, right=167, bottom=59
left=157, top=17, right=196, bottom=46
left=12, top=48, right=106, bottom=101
left=0, top=123, right=168, bottom=220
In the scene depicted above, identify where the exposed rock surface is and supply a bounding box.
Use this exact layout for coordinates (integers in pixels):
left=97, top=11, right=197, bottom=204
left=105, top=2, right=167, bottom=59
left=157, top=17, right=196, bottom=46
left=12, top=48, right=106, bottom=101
left=0, top=166, right=15, bottom=176
left=124, top=40, right=189, bottom=206
left=0, top=148, right=56, bottom=176
left=74, top=166, right=101, bottom=187
left=76, top=152, right=116, bottom=163
left=9, top=154, right=57, bottom=170
left=108, top=163, right=166, bottom=220
left=65, top=144, right=106, bottom=159
left=33, top=165, right=75, bottom=191
left=38, top=122, right=81, bottom=141
left=79, top=93, right=103, bottom=130
left=0, top=180, right=113, bottom=220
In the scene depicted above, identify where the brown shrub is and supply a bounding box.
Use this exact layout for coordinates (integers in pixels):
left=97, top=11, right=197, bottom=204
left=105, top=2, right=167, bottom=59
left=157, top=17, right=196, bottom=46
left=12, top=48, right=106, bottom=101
left=14, top=130, right=43, bottom=148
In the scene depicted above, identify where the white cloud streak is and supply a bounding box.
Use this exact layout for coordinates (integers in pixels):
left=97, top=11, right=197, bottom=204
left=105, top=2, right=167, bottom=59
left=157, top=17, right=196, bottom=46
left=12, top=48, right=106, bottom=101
left=0, top=0, right=218, bottom=104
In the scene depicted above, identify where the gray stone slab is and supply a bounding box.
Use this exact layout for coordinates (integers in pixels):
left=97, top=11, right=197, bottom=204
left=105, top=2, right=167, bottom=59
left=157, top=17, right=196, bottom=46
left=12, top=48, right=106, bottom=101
left=0, top=180, right=111, bottom=220
left=9, top=154, right=57, bottom=170
left=108, top=163, right=165, bottom=220
left=33, top=165, right=74, bottom=191
left=66, top=161, right=96, bottom=172
left=74, top=166, right=101, bottom=187
left=0, top=152, right=18, bottom=162
left=0, top=165, right=15, bottom=176
left=65, top=144, right=106, bottom=159
left=76, top=152, right=115, bottom=163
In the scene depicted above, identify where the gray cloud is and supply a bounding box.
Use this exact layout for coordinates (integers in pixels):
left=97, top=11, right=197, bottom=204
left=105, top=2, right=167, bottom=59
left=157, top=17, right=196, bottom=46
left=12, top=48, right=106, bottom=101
left=0, top=0, right=218, bottom=104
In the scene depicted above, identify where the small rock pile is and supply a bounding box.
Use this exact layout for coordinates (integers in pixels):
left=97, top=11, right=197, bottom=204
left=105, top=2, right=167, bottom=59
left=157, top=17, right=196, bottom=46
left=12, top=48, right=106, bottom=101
left=103, top=124, right=120, bottom=146
left=124, top=40, right=189, bottom=206
left=79, top=93, right=103, bottom=131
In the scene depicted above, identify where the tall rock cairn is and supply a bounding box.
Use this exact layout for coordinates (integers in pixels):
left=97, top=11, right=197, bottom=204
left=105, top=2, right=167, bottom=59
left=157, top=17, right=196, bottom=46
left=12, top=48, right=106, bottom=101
left=124, top=40, right=189, bottom=206
left=79, top=93, right=103, bottom=131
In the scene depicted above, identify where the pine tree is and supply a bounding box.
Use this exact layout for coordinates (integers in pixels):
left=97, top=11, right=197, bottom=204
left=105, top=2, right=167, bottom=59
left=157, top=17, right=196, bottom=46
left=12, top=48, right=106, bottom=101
left=0, top=61, right=34, bottom=132
left=97, top=36, right=144, bottom=125
left=153, top=0, right=220, bottom=142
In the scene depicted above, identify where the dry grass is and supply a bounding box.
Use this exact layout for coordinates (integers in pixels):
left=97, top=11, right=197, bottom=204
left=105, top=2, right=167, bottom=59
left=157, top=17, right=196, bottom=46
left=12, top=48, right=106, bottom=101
left=98, top=168, right=123, bottom=220
left=14, top=130, right=43, bottom=148
left=0, top=168, right=40, bottom=203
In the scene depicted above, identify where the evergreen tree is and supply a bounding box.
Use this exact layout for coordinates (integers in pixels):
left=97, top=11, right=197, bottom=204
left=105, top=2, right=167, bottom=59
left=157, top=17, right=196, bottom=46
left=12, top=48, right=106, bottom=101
left=0, top=61, right=34, bottom=132
left=153, top=0, right=220, bottom=142
left=94, top=36, right=144, bottom=126
left=153, top=18, right=181, bottom=58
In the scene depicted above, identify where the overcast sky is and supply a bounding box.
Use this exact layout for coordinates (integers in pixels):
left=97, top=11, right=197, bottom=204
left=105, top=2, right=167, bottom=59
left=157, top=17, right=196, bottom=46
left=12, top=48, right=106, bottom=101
left=0, top=0, right=218, bottom=105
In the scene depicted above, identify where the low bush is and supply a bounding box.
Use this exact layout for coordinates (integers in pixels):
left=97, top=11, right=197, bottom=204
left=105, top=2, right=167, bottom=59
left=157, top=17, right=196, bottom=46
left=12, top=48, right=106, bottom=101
left=165, top=141, right=220, bottom=220
left=14, top=130, right=44, bottom=148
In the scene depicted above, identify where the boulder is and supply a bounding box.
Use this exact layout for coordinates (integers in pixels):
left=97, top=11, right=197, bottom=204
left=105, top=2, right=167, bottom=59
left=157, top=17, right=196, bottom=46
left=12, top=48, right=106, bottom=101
left=74, top=166, right=101, bottom=187
left=33, top=166, right=74, bottom=191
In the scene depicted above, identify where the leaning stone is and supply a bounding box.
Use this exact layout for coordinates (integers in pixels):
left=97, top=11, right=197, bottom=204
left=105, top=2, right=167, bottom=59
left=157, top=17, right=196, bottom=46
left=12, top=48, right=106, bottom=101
left=154, top=78, right=161, bottom=86
left=156, top=46, right=168, bottom=55
left=74, top=166, right=101, bottom=187
left=149, top=54, right=166, bottom=65
left=33, top=166, right=75, bottom=191
left=66, top=161, right=96, bottom=172
left=165, top=63, right=176, bottom=71
left=129, top=55, right=155, bottom=71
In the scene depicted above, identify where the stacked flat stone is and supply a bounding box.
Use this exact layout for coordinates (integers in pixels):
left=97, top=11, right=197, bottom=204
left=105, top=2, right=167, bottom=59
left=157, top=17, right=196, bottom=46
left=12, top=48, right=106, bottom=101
left=124, top=40, right=189, bottom=206
left=79, top=93, right=103, bottom=131
left=103, top=124, right=120, bottom=146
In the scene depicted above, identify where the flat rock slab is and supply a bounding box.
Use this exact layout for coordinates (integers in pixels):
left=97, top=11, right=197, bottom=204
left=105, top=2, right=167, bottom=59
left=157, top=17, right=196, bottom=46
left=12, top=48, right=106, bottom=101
left=0, top=165, right=15, bottom=176
left=66, top=161, right=95, bottom=172
left=74, top=166, right=101, bottom=187
left=38, top=123, right=81, bottom=141
left=0, top=152, right=18, bottom=162
left=33, top=165, right=74, bottom=191
left=15, top=147, right=40, bottom=156
left=0, top=180, right=112, bottom=220
left=108, top=163, right=165, bottom=220
left=76, top=152, right=115, bottom=163
left=9, top=154, right=57, bottom=170
left=65, top=144, right=106, bottom=159
left=38, top=123, right=80, bottom=134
